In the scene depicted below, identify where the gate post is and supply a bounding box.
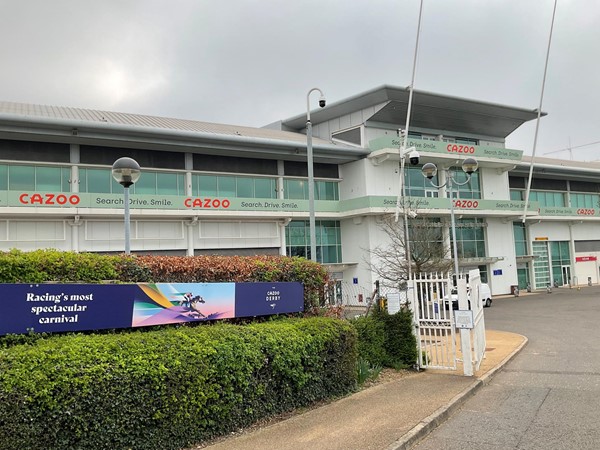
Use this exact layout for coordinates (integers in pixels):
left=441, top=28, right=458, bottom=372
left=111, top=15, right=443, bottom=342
left=457, top=278, right=473, bottom=376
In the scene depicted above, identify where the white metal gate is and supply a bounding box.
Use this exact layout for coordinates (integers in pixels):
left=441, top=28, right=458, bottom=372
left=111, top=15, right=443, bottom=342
left=409, top=270, right=487, bottom=375
left=409, top=273, right=457, bottom=370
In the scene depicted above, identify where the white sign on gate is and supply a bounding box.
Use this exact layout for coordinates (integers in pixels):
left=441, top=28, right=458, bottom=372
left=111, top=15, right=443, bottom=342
left=454, top=310, right=474, bottom=329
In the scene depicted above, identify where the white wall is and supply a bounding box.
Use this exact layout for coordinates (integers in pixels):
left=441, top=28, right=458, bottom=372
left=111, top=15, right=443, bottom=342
left=480, top=167, right=510, bottom=200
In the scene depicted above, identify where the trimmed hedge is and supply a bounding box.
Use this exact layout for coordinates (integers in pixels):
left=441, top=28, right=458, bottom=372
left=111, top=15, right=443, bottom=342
left=350, top=306, right=418, bottom=369
left=0, top=317, right=357, bottom=450
left=0, top=250, right=328, bottom=312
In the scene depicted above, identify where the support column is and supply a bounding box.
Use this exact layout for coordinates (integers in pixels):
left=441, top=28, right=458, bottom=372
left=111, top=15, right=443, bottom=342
left=186, top=217, right=199, bottom=256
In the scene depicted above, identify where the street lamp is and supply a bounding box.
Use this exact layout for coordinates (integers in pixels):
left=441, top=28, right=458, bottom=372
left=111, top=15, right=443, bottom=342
left=421, top=157, right=478, bottom=283
left=306, top=87, right=326, bottom=262
left=111, top=157, right=141, bottom=254
left=395, top=129, right=421, bottom=279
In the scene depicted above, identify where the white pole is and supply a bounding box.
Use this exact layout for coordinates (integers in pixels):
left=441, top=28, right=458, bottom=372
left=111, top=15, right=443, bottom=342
left=124, top=186, right=131, bottom=255
left=522, top=0, right=558, bottom=222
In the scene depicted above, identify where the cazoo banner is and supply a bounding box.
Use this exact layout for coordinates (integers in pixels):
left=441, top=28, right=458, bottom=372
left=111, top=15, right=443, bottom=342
left=0, top=282, right=304, bottom=335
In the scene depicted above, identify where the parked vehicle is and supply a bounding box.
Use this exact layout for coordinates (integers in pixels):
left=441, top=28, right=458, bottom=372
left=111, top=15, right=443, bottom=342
left=445, top=283, right=492, bottom=309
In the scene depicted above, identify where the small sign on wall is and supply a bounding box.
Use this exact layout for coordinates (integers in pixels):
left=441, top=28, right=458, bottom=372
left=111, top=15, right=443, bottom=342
left=493, top=269, right=503, bottom=276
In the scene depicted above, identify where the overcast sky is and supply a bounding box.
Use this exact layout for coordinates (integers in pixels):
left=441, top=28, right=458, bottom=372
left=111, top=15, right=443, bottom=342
left=1, top=0, right=598, bottom=160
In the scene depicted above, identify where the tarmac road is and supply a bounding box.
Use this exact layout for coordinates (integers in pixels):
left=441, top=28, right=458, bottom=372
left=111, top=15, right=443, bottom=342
left=413, top=285, right=600, bottom=450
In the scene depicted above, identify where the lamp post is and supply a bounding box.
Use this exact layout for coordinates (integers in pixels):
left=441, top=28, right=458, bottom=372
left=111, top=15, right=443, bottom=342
left=422, top=157, right=478, bottom=377
left=111, top=157, right=141, bottom=254
left=306, top=87, right=326, bottom=262
left=395, top=131, right=420, bottom=279
left=421, top=157, right=478, bottom=284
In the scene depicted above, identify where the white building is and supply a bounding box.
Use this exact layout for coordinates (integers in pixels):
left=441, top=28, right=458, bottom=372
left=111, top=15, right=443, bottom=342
left=1, top=85, right=599, bottom=302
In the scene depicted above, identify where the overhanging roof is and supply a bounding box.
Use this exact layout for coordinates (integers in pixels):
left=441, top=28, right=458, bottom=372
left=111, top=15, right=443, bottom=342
left=0, top=101, right=368, bottom=164
left=281, top=85, right=544, bottom=138
left=512, top=155, right=600, bottom=182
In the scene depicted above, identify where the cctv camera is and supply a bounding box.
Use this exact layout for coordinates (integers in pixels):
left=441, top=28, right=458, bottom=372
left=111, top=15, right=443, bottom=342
left=408, top=210, right=418, bottom=219
left=397, top=129, right=406, bottom=137
left=408, top=149, right=420, bottom=166
left=319, top=96, right=326, bottom=108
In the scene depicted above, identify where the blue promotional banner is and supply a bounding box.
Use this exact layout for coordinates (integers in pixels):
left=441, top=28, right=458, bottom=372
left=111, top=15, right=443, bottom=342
left=0, top=282, right=304, bottom=336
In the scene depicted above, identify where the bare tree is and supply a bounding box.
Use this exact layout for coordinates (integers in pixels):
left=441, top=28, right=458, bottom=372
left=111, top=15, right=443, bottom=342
left=366, top=213, right=453, bottom=288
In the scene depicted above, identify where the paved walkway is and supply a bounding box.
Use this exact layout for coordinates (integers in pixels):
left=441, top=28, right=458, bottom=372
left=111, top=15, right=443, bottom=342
left=199, top=329, right=527, bottom=450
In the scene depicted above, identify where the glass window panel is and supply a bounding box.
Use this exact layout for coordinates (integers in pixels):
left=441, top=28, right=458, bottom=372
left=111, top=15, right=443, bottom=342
left=156, top=173, right=180, bottom=195
left=9, top=166, right=35, bottom=191
left=510, top=190, right=522, bottom=201
left=236, top=177, right=254, bottom=198
left=461, top=226, right=475, bottom=241
left=321, top=227, right=338, bottom=245
left=78, top=169, right=87, bottom=193
left=329, top=182, right=339, bottom=200
left=62, top=168, right=71, bottom=192
left=197, top=175, right=217, bottom=196
left=35, top=167, right=63, bottom=192
left=85, top=169, right=112, bottom=193
left=0, top=165, right=8, bottom=190
left=217, top=176, right=236, bottom=197
left=111, top=177, right=123, bottom=194
left=285, top=179, right=306, bottom=199
left=255, top=178, right=275, bottom=198
left=134, top=172, right=156, bottom=195
left=461, top=241, right=476, bottom=258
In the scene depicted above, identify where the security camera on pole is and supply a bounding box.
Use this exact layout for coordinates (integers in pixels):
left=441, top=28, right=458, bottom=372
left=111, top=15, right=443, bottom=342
left=306, top=88, right=326, bottom=262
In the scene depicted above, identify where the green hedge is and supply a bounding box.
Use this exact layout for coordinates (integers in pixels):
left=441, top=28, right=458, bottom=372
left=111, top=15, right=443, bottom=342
left=0, top=250, right=328, bottom=311
left=350, top=307, right=418, bottom=369
left=0, top=317, right=357, bottom=450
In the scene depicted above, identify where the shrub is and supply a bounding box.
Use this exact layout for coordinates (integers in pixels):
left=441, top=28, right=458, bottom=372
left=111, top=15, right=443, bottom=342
left=0, top=317, right=356, bottom=450
left=350, top=315, right=386, bottom=367
left=0, top=249, right=119, bottom=283
left=372, top=306, right=418, bottom=369
left=349, top=306, right=418, bottom=370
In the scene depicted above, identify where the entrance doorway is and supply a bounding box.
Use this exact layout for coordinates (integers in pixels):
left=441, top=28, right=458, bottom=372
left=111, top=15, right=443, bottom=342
left=561, top=265, right=572, bottom=286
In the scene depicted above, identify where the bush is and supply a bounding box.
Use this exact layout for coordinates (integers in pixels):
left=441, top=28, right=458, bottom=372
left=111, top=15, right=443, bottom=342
left=372, top=306, right=418, bottom=369
left=0, top=317, right=357, bottom=450
left=350, top=306, right=418, bottom=370
left=350, top=315, right=386, bottom=367
left=0, top=249, right=119, bottom=283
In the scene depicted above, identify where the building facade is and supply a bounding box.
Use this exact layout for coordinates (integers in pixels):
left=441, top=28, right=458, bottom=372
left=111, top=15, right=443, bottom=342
left=1, top=86, right=599, bottom=303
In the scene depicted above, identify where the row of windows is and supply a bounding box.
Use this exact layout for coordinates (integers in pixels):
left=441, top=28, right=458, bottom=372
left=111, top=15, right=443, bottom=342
left=405, top=167, right=481, bottom=199
left=0, top=164, right=340, bottom=200
left=285, top=220, right=342, bottom=264
left=511, top=190, right=600, bottom=208
left=407, top=218, right=486, bottom=260
left=451, top=218, right=486, bottom=259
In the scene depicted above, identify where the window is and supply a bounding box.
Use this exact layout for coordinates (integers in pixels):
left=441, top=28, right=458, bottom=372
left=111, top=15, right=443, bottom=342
left=284, top=179, right=306, bottom=200
left=550, top=241, right=570, bottom=285
left=80, top=168, right=115, bottom=193
left=192, top=174, right=277, bottom=199
left=529, top=191, right=565, bottom=207
left=452, top=218, right=486, bottom=259
left=510, top=190, right=523, bottom=201
left=513, top=222, right=528, bottom=257
left=452, top=169, right=481, bottom=199
left=156, top=173, right=184, bottom=195
left=285, top=220, right=342, bottom=263
left=0, top=165, right=7, bottom=190
left=571, top=193, right=599, bottom=208
left=405, top=166, right=439, bottom=197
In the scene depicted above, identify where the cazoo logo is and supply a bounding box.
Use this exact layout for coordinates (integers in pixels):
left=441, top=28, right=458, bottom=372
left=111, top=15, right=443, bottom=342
left=576, top=208, right=595, bottom=216
left=184, top=197, right=231, bottom=209
left=19, top=193, right=81, bottom=206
